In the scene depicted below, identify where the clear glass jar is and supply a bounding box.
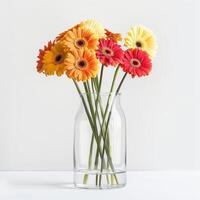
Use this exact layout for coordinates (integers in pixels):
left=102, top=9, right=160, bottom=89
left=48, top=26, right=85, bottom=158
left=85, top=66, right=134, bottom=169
left=74, top=92, right=126, bottom=189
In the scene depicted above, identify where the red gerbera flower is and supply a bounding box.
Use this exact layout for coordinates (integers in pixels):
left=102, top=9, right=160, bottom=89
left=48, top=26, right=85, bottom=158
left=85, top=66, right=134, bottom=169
left=36, top=41, right=54, bottom=73
left=121, top=49, right=152, bottom=77
left=96, top=39, right=123, bottom=66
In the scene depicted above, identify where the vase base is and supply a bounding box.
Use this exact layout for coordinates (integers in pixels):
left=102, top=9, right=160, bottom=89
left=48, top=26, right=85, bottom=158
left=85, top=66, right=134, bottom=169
left=74, top=170, right=126, bottom=189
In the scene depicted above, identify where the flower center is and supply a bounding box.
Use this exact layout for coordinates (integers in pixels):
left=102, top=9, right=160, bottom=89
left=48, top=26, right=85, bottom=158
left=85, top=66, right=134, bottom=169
left=75, top=39, right=86, bottom=48
left=54, top=54, right=64, bottom=64
left=131, top=59, right=141, bottom=68
left=102, top=47, right=114, bottom=57
left=77, top=59, right=87, bottom=69
left=136, top=41, right=142, bottom=48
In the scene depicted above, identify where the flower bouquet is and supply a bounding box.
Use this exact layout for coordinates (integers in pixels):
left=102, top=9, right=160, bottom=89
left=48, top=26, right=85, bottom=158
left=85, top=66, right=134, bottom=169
left=36, top=19, right=156, bottom=189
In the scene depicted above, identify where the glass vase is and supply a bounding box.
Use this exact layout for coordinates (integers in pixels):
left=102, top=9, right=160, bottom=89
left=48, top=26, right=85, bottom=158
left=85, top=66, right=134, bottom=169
left=73, top=92, right=126, bottom=189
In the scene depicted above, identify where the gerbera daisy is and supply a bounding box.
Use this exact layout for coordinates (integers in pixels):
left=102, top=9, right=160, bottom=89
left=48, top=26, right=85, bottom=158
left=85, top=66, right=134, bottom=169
left=105, top=29, right=122, bottom=43
left=65, top=49, right=99, bottom=81
left=121, top=49, right=152, bottom=77
left=40, top=42, right=68, bottom=76
left=125, top=26, right=157, bottom=58
left=96, top=39, right=123, bottom=66
left=80, top=19, right=105, bottom=39
left=36, top=41, right=54, bottom=73
left=55, top=24, right=80, bottom=42
left=63, top=27, right=98, bottom=51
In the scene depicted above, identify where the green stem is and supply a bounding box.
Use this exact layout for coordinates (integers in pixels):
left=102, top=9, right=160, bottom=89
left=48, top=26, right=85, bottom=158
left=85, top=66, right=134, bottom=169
left=98, top=72, right=128, bottom=186
left=90, top=80, right=100, bottom=186
left=73, top=72, right=122, bottom=187
left=73, top=80, right=94, bottom=132
left=83, top=80, right=99, bottom=184
left=99, top=66, right=120, bottom=141
left=93, top=66, right=106, bottom=184
left=74, top=80, right=103, bottom=184
left=93, top=78, right=105, bottom=117
left=96, top=66, right=120, bottom=186
left=73, top=81, right=102, bottom=167
left=83, top=134, right=94, bottom=184
left=84, top=80, right=107, bottom=182
left=106, top=131, right=111, bottom=185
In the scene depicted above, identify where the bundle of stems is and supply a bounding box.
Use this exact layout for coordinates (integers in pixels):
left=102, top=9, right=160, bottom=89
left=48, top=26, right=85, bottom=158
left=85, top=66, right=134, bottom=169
left=73, top=64, right=127, bottom=187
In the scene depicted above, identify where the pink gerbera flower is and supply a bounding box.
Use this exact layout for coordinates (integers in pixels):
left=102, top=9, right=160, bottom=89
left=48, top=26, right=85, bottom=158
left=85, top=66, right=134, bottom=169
left=96, top=39, right=123, bottom=66
left=121, top=49, right=152, bottom=77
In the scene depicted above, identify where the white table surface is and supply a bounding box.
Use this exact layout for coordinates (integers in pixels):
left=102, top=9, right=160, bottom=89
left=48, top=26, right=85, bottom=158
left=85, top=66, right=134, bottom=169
left=0, top=171, right=199, bottom=200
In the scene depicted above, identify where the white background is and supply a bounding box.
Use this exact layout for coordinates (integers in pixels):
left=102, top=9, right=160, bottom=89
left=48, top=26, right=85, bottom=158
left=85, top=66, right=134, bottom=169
left=0, top=0, right=199, bottom=170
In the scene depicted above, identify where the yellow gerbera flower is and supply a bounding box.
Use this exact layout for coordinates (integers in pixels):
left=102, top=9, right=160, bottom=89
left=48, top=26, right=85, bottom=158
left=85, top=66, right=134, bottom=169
left=79, top=19, right=105, bottom=39
left=63, top=27, right=98, bottom=51
left=65, top=49, right=99, bottom=81
left=42, top=42, right=68, bottom=76
left=125, top=26, right=157, bottom=58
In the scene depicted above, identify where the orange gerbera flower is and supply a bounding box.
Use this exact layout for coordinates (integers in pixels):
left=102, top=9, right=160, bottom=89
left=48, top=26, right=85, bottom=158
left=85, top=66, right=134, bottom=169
left=36, top=41, right=54, bottom=73
left=62, top=27, right=98, bottom=51
left=55, top=24, right=80, bottom=42
left=65, top=49, right=99, bottom=81
left=39, top=42, right=68, bottom=76
left=105, top=29, right=122, bottom=43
